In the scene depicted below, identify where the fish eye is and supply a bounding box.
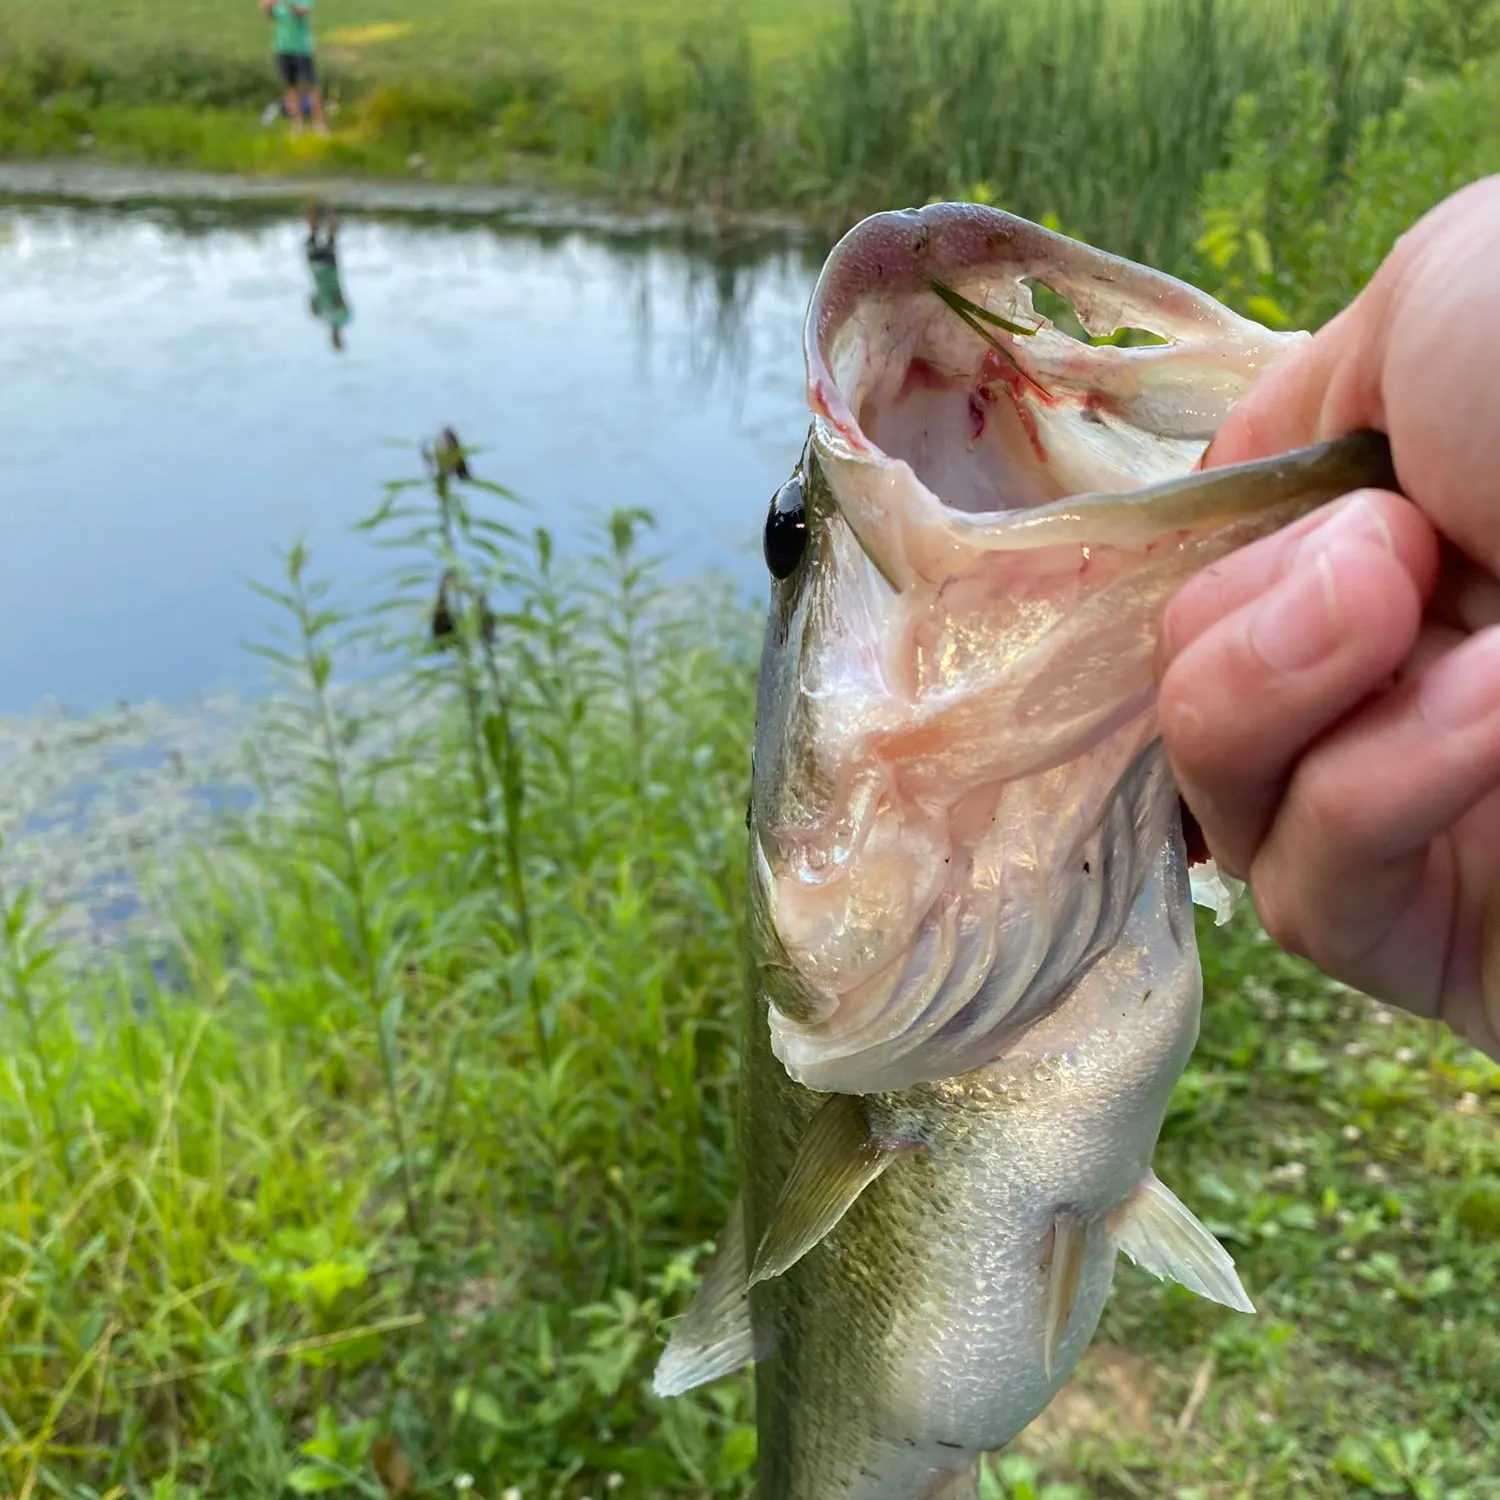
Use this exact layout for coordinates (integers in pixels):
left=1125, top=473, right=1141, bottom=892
left=763, top=471, right=808, bottom=580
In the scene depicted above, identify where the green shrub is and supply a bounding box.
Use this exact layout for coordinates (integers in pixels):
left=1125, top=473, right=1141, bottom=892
left=1191, top=53, right=1500, bottom=328
left=354, top=80, right=484, bottom=144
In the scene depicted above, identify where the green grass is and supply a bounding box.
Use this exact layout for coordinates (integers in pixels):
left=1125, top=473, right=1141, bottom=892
left=0, top=0, right=842, bottom=95
left=0, top=479, right=762, bottom=1498
left=4, top=0, right=1495, bottom=262
left=0, top=442, right=1495, bottom=1500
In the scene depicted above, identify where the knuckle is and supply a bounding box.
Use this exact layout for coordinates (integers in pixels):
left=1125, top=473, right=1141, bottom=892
left=1160, top=576, right=1219, bottom=659
left=1158, top=677, right=1219, bottom=776
left=1251, top=872, right=1314, bottom=961
left=1294, top=764, right=1370, bottom=856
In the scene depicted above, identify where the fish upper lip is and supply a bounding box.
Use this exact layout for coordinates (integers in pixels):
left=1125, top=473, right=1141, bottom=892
left=801, top=201, right=1247, bottom=459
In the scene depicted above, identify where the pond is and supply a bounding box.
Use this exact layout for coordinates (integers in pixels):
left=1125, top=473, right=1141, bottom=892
left=0, top=181, right=820, bottom=717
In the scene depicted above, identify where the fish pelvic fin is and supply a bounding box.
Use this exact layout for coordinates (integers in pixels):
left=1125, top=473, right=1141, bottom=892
left=652, top=1197, right=755, bottom=1398
left=1044, top=1209, right=1089, bottom=1381
left=749, top=1093, right=913, bottom=1286
left=1110, top=1171, right=1256, bottom=1314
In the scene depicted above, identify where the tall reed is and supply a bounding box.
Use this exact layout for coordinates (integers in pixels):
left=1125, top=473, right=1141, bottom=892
left=788, top=0, right=1414, bottom=262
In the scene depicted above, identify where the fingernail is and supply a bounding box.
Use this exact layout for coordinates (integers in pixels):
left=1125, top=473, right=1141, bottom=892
left=1248, top=551, right=1342, bottom=672
left=1418, top=627, right=1500, bottom=729
left=1295, top=492, right=1392, bottom=563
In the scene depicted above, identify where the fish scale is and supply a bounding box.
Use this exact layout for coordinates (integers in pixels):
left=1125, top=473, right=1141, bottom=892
left=653, top=203, right=1399, bottom=1498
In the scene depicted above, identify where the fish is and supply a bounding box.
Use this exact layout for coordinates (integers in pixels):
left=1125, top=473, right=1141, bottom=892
left=652, top=202, right=1398, bottom=1499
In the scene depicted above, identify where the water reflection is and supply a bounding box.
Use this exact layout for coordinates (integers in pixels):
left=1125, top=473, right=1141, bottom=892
left=304, top=202, right=352, bottom=351
left=629, top=231, right=815, bottom=408
left=0, top=198, right=818, bottom=714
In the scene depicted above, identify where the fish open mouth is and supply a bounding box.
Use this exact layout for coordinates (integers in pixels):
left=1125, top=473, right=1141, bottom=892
left=756, top=205, right=1366, bottom=1094
left=802, top=202, right=1301, bottom=588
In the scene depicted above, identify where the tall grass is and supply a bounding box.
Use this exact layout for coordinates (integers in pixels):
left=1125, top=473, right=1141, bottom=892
left=0, top=447, right=761, bottom=1498
left=0, top=431, right=1495, bottom=1499
left=585, top=0, right=1428, bottom=264
left=1187, top=52, right=1500, bottom=329
left=789, top=0, right=1413, bottom=266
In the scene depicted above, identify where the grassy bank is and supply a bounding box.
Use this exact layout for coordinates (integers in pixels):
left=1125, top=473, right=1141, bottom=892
left=0, top=443, right=1496, bottom=1500
left=2, top=0, right=1496, bottom=261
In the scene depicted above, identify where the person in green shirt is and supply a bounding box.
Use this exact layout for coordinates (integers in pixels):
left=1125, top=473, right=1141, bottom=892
left=305, top=204, right=352, bottom=352
left=260, top=0, right=328, bottom=136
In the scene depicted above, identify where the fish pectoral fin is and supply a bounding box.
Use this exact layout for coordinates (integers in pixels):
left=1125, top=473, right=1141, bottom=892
left=1189, top=858, right=1245, bottom=926
left=652, top=1197, right=755, bottom=1398
left=749, top=1093, right=911, bottom=1286
left=1044, top=1209, right=1088, bottom=1381
left=1109, top=1171, right=1256, bottom=1314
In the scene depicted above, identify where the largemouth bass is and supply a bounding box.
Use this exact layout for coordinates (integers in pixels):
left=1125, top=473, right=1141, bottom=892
left=654, top=203, right=1397, bottom=1499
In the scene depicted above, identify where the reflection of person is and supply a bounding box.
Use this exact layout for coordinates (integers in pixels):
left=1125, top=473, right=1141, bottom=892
left=261, top=0, right=328, bottom=137
left=305, top=205, right=352, bottom=352
left=1157, top=177, right=1500, bottom=1063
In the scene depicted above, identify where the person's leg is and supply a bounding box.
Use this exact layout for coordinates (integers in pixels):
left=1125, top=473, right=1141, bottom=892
left=301, top=56, right=328, bottom=136
left=276, top=54, right=305, bottom=130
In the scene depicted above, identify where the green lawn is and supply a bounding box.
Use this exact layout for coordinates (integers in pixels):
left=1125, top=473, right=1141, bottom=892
left=0, top=0, right=844, bottom=92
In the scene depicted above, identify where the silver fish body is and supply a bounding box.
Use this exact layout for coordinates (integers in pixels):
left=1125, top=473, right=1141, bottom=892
left=746, top=799, right=1201, bottom=1500
left=655, top=203, right=1397, bottom=1499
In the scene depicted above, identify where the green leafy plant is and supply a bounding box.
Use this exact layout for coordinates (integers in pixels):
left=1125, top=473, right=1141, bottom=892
left=0, top=422, right=1495, bottom=1497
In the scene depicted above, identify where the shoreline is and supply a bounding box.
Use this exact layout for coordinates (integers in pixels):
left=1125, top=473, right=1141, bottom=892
left=0, top=158, right=824, bottom=244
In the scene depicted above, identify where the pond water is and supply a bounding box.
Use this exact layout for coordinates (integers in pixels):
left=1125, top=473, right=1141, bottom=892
left=0, top=190, right=820, bottom=716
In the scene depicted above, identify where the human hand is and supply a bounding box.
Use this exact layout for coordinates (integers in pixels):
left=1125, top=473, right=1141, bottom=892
left=1157, top=174, right=1500, bottom=1062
